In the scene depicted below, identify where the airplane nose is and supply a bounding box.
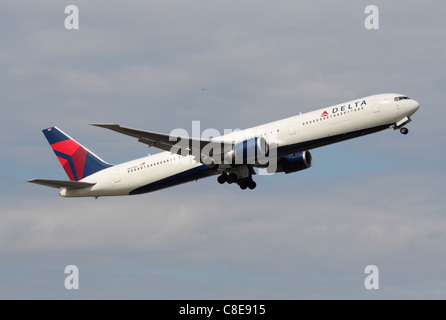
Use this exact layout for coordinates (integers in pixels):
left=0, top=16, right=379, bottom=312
left=410, top=99, right=420, bottom=115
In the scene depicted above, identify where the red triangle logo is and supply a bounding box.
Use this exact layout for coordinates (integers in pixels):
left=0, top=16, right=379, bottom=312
left=321, top=111, right=328, bottom=117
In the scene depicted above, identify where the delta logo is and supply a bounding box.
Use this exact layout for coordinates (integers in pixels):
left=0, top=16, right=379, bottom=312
left=321, top=111, right=328, bottom=117
left=50, top=139, right=87, bottom=181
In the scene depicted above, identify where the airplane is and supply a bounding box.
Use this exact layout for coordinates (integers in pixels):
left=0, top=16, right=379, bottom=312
left=28, top=93, right=419, bottom=198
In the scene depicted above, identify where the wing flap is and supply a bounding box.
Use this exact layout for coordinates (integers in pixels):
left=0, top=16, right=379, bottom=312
left=28, top=179, right=96, bottom=190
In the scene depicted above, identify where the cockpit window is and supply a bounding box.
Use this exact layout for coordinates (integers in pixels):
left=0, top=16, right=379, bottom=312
left=394, top=96, right=410, bottom=101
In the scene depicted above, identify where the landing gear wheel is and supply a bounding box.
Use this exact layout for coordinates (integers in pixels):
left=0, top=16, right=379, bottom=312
left=248, top=181, right=257, bottom=190
left=217, top=174, right=226, bottom=184
left=400, top=127, right=409, bottom=135
left=227, top=173, right=237, bottom=184
left=240, top=183, right=248, bottom=190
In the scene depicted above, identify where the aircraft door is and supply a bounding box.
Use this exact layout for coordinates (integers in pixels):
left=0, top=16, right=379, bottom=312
left=288, top=122, right=296, bottom=135
left=372, top=99, right=380, bottom=113
left=114, top=169, right=121, bottom=183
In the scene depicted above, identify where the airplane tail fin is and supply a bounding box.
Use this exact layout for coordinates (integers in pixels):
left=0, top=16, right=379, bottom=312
left=42, top=127, right=113, bottom=181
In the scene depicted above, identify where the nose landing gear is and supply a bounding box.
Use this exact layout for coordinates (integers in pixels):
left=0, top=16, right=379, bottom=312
left=400, top=127, right=409, bottom=135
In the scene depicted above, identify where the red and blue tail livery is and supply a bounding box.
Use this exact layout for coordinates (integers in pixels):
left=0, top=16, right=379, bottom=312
left=42, top=127, right=112, bottom=181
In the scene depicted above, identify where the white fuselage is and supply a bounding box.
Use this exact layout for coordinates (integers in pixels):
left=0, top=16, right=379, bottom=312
left=60, top=93, right=419, bottom=197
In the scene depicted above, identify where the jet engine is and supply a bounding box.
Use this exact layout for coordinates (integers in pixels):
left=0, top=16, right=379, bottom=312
left=267, top=151, right=312, bottom=174
left=224, top=137, right=269, bottom=164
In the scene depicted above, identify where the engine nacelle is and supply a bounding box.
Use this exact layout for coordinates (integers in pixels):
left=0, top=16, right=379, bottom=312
left=267, top=151, right=312, bottom=174
left=224, top=137, right=269, bottom=164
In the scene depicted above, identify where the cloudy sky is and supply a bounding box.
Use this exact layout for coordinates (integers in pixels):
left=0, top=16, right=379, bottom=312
left=1, top=0, right=445, bottom=299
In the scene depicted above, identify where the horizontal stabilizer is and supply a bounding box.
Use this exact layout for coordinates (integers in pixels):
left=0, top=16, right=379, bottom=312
left=28, top=179, right=96, bottom=190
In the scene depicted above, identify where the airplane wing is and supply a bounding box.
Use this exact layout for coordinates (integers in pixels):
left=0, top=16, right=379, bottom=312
left=28, top=179, right=96, bottom=189
left=91, top=123, right=233, bottom=161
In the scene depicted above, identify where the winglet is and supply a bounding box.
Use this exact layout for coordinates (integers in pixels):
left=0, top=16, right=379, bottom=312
left=90, top=123, right=121, bottom=130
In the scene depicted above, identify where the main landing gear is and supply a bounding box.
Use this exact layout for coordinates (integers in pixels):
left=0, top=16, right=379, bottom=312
left=400, top=127, right=409, bottom=135
left=217, top=172, right=257, bottom=190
